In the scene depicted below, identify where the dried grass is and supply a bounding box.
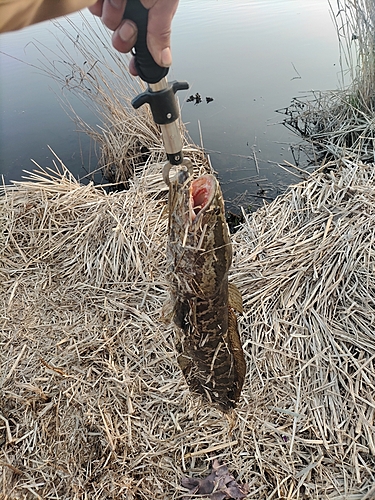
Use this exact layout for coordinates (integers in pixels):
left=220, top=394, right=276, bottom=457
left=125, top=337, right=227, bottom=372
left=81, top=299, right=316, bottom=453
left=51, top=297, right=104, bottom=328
left=1, top=152, right=375, bottom=499
left=280, top=87, right=375, bottom=165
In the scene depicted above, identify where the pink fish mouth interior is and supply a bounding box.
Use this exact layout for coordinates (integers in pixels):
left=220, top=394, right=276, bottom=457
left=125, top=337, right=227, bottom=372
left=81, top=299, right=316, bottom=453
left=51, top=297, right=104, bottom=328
left=190, top=175, right=215, bottom=221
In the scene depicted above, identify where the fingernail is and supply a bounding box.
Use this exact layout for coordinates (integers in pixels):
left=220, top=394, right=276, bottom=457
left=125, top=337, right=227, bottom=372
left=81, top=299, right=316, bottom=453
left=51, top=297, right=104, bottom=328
left=119, top=22, right=136, bottom=43
left=161, top=47, right=172, bottom=67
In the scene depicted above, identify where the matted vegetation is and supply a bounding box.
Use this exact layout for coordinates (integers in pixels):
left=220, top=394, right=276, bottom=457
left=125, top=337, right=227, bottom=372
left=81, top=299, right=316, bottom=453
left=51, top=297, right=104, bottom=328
left=1, top=153, right=375, bottom=499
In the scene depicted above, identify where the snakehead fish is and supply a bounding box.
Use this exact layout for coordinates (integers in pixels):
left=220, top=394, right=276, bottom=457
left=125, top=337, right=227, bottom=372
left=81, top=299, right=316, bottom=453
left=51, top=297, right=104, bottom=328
left=166, top=170, right=246, bottom=411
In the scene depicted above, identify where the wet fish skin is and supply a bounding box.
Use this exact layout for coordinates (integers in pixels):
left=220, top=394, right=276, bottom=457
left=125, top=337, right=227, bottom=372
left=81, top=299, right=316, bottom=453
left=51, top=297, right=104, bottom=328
left=167, top=170, right=246, bottom=411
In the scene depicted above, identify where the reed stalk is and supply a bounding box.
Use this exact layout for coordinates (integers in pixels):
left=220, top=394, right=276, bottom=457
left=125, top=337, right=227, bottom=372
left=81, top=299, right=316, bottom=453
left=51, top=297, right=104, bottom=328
left=280, top=0, right=375, bottom=164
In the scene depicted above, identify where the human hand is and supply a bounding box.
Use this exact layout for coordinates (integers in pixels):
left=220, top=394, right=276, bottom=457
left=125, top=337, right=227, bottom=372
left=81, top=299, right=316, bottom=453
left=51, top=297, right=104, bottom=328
left=88, top=0, right=178, bottom=76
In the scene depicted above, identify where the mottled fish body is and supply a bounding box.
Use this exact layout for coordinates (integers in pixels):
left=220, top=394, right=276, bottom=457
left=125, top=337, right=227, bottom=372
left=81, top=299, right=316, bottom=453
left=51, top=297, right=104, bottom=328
left=166, top=170, right=246, bottom=411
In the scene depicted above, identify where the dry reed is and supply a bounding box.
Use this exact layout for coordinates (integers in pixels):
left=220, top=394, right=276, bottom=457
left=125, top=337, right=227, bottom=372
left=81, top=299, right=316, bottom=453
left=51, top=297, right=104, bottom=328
left=1, top=152, right=375, bottom=499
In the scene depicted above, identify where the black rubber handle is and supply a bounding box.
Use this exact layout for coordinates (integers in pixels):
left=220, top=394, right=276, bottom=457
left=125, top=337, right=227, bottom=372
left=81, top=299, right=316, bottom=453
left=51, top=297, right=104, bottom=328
left=123, top=0, right=169, bottom=84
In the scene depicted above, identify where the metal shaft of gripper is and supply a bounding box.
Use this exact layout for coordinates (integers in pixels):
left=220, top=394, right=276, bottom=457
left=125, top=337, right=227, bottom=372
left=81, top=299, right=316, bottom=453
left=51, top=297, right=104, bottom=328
left=149, top=78, right=183, bottom=164
left=131, top=76, right=193, bottom=185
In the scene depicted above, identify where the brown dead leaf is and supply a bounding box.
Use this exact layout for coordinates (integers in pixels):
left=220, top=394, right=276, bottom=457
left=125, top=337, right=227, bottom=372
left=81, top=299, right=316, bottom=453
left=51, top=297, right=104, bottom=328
left=181, top=460, right=249, bottom=500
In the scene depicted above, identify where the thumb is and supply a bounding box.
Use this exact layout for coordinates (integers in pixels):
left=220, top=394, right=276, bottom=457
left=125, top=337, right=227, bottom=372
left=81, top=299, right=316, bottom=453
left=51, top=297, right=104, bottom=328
left=144, top=0, right=178, bottom=67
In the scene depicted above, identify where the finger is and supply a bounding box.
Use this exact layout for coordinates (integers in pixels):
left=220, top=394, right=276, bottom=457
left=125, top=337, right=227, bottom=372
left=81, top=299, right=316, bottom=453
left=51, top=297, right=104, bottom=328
left=129, top=57, right=138, bottom=76
left=101, top=0, right=127, bottom=31
left=145, top=0, right=178, bottom=67
left=112, top=20, right=138, bottom=53
left=88, top=0, right=104, bottom=16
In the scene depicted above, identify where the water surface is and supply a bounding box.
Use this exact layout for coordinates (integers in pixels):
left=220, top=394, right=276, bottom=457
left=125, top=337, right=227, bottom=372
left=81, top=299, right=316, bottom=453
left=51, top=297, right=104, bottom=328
left=0, top=0, right=342, bottom=209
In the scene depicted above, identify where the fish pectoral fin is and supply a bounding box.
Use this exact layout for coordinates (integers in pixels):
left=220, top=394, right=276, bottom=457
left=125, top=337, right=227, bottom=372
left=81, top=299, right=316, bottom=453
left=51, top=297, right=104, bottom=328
left=228, top=308, right=246, bottom=397
left=228, top=282, right=243, bottom=314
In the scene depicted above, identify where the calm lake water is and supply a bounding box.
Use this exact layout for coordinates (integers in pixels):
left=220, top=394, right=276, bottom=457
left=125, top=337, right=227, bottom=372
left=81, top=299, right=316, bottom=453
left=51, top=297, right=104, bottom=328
left=0, top=0, right=343, bottom=211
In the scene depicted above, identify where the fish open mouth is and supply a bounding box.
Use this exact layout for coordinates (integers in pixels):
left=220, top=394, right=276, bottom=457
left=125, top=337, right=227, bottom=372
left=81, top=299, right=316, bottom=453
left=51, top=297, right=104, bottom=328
left=190, top=175, right=216, bottom=221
